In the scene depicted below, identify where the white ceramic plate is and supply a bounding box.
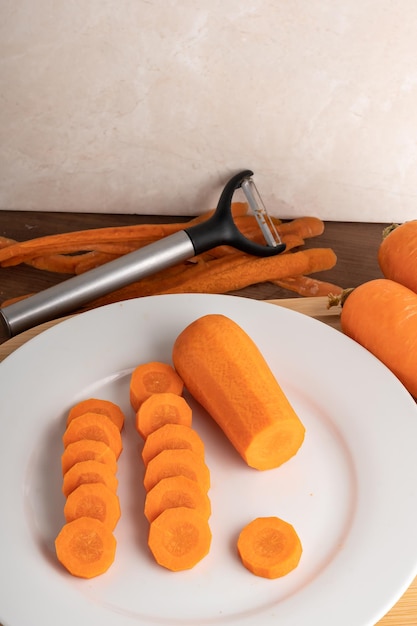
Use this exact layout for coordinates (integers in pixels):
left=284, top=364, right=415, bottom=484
left=1, top=294, right=417, bottom=626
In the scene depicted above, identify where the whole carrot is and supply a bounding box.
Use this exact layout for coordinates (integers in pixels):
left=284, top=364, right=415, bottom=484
left=338, top=278, right=417, bottom=397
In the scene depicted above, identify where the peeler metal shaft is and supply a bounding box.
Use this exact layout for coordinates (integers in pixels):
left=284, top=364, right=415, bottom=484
left=0, top=230, right=195, bottom=337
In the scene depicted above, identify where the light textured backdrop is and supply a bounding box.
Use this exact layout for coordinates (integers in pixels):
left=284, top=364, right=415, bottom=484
left=1, top=1, right=417, bottom=220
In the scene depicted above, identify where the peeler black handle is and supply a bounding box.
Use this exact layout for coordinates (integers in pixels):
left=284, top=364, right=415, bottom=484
left=185, top=170, right=286, bottom=257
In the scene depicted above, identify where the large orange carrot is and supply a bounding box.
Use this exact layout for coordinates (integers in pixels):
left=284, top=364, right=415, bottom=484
left=172, top=314, right=305, bottom=470
left=378, top=221, right=417, bottom=293
left=335, top=278, right=417, bottom=398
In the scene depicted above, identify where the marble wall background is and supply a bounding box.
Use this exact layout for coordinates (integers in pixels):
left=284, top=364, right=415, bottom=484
left=1, top=1, right=417, bottom=221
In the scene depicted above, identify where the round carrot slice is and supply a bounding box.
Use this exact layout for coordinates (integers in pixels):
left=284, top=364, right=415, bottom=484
left=67, top=398, right=125, bottom=431
left=55, top=516, right=116, bottom=578
left=144, top=475, right=211, bottom=523
left=62, top=460, right=118, bottom=498
left=141, top=423, right=205, bottom=467
left=143, top=448, right=210, bottom=493
left=237, top=516, right=302, bottom=579
left=148, top=506, right=211, bottom=571
left=62, top=412, right=123, bottom=459
left=64, top=482, right=121, bottom=530
left=135, top=393, right=192, bottom=440
left=130, top=361, right=184, bottom=411
left=61, top=439, right=117, bottom=475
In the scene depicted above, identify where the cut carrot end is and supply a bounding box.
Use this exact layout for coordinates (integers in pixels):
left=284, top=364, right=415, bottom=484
left=62, top=412, right=123, bottom=459
left=148, top=506, right=211, bottom=571
left=135, top=392, right=192, bottom=440
left=67, top=398, right=125, bottom=431
left=62, top=460, right=118, bottom=498
left=64, top=482, right=121, bottom=530
left=130, top=361, right=184, bottom=411
left=55, top=516, right=116, bottom=579
left=244, top=419, right=306, bottom=470
left=237, top=516, right=302, bottom=579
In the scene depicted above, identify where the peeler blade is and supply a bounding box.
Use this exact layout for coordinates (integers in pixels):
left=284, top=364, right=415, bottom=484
left=240, top=177, right=282, bottom=248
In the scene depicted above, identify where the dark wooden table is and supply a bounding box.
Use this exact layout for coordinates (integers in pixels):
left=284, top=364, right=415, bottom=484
left=0, top=210, right=387, bottom=344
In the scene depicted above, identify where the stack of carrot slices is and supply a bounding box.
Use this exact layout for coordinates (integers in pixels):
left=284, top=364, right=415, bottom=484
left=130, top=361, right=212, bottom=571
left=55, top=398, right=125, bottom=579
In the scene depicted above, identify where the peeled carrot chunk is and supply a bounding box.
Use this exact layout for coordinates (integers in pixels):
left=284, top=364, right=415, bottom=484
left=144, top=475, right=211, bottom=523
left=148, top=506, right=211, bottom=571
left=64, top=482, right=121, bottom=530
left=143, top=449, right=210, bottom=493
left=67, top=398, right=125, bottom=431
left=135, top=392, right=192, bottom=440
left=237, top=516, right=302, bottom=579
left=62, top=412, right=123, bottom=459
left=61, top=439, right=117, bottom=475
left=141, top=423, right=205, bottom=466
left=62, top=460, right=118, bottom=498
left=130, top=361, right=184, bottom=411
left=55, top=516, right=116, bottom=578
left=173, top=314, right=305, bottom=470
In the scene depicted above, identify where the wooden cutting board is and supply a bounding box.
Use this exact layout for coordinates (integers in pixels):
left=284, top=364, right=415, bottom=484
left=0, top=296, right=415, bottom=625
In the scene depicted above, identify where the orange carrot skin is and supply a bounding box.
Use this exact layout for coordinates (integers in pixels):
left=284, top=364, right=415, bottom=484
left=378, top=221, right=417, bottom=293
left=173, top=314, right=305, bottom=470
left=341, top=278, right=417, bottom=397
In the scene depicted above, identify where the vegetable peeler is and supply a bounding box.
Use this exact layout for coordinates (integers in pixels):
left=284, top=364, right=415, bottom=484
left=0, top=170, right=286, bottom=336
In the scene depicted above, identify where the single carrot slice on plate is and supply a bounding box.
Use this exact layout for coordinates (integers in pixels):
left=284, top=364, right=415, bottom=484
left=237, top=516, right=302, bottom=579
left=67, top=398, right=125, bottom=431
left=62, top=412, right=123, bottom=459
left=148, top=506, right=211, bottom=571
left=62, top=460, right=118, bottom=498
left=130, top=361, right=184, bottom=411
left=144, top=475, right=211, bottom=523
left=55, top=516, right=117, bottom=578
left=141, top=423, right=205, bottom=466
left=64, top=482, right=121, bottom=530
left=143, top=448, right=210, bottom=493
left=135, top=393, right=192, bottom=440
left=61, top=439, right=117, bottom=475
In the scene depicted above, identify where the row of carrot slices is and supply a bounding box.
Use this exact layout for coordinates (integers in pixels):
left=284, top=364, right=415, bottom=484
left=55, top=399, right=125, bottom=578
left=54, top=361, right=302, bottom=580
left=132, top=362, right=213, bottom=571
